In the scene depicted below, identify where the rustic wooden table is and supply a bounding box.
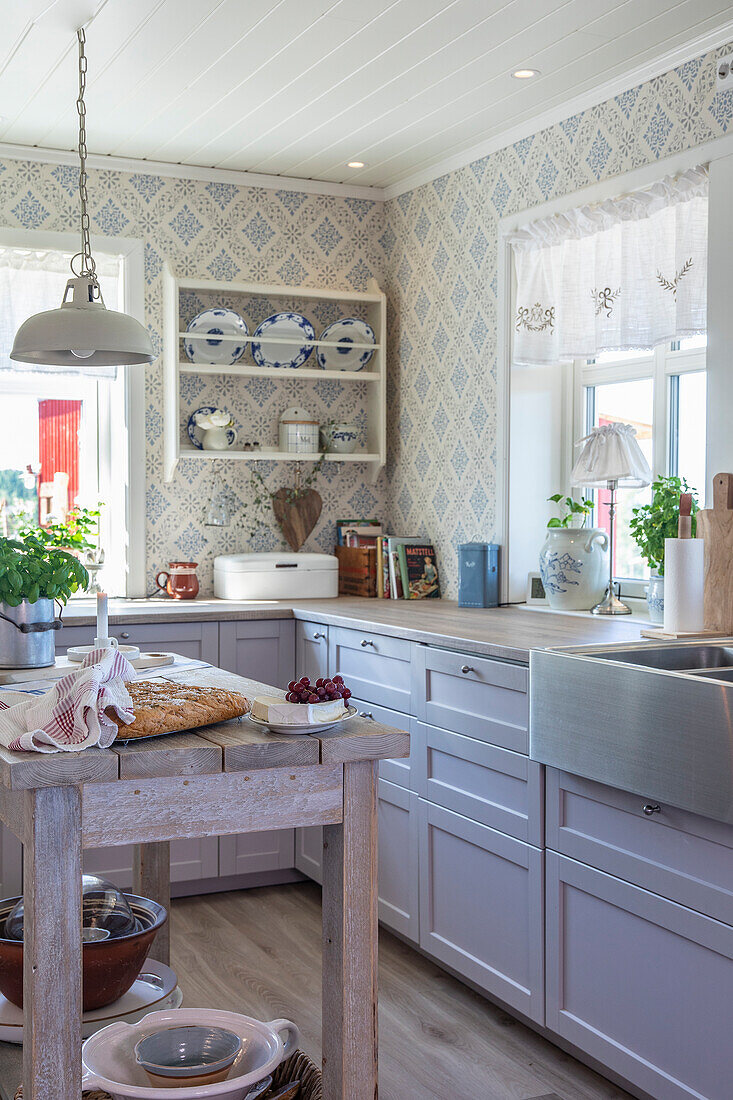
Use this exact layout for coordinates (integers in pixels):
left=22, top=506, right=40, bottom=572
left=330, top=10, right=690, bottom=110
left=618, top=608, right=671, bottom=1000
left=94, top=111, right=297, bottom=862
left=0, top=664, right=409, bottom=1100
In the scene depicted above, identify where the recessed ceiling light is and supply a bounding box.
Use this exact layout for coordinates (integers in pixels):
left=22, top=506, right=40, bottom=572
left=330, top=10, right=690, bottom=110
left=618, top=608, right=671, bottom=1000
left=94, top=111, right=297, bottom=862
left=512, top=68, right=540, bottom=79
left=347, top=160, right=365, bottom=168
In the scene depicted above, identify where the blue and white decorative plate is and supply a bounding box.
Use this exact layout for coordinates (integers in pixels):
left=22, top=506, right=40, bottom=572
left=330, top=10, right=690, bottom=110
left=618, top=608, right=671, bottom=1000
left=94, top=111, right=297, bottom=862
left=186, top=407, right=236, bottom=450
left=184, top=308, right=248, bottom=365
left=316, top=318, right=375, bottom=372
left=250, top=312, right=315, bottom=370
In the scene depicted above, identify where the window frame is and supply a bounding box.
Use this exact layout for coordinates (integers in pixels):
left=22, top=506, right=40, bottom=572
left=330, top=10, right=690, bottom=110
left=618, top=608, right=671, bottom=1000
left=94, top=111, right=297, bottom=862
left=572, top=343, right=706, bottom=597
left=0, top=227, right=147, bottom=597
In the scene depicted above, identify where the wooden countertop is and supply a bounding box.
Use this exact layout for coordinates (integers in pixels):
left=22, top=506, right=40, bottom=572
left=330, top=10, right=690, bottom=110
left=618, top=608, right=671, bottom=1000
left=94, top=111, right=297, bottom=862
left=62, top=597, right=647, bottom=664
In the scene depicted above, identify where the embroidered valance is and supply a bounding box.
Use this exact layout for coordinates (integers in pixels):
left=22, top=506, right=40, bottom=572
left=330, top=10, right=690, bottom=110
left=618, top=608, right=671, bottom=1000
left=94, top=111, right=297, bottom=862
left=508, top=167, right=708, bottom=366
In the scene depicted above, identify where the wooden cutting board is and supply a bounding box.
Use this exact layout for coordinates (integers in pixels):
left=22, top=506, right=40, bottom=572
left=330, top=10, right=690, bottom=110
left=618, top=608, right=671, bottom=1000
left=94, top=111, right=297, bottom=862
left=696, top=472, right=733, bottom=633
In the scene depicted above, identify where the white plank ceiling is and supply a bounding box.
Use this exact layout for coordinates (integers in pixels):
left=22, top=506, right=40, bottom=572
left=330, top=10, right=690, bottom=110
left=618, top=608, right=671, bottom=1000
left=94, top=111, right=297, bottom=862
left=0, top=0, right=731, bottom=191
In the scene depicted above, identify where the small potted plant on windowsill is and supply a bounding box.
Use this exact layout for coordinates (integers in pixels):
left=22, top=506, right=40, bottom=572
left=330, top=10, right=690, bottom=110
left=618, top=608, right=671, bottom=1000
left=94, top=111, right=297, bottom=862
left=539, top=494, right=610, bottom=611
left=629, top=475, right=699, bottom=624
left=0, top=533, right=89, bottom=669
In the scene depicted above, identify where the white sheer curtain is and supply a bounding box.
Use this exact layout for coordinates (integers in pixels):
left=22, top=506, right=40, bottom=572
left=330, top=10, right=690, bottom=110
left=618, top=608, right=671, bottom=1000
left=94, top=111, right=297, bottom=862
left=508, top=167, right=708, bottom=366
left=0, top=247, right=120, bottom=378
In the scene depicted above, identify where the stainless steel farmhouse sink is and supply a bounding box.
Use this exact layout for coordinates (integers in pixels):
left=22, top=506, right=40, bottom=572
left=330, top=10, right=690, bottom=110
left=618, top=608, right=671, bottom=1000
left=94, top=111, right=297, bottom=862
left=529, top=639, right=733, bottom=824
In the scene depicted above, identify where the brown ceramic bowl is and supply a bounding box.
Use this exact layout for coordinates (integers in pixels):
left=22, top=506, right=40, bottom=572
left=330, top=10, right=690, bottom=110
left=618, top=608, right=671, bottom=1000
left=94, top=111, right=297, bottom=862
left=0, top=894, right=167, bottom=1011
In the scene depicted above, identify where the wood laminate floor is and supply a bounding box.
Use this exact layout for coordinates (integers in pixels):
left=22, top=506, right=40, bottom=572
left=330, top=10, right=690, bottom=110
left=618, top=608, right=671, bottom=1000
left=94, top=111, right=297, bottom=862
left=173, top=883, right=632, bottom=1100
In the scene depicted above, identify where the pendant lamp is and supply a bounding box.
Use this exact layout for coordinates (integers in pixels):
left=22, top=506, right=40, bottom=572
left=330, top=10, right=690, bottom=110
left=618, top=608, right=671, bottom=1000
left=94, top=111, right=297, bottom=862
left=10, top=29, right=154, bottom=369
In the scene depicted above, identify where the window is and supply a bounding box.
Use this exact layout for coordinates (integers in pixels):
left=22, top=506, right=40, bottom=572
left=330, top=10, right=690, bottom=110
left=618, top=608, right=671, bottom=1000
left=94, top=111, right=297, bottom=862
left=576, top=339, right=706, bottom=587
left=0, top=246, right=129, bottom=595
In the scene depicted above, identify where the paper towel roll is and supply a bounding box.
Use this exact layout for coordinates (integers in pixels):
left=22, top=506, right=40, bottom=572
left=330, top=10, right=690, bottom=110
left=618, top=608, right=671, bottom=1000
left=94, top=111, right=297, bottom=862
left=663, top=538, right=705, bottom=634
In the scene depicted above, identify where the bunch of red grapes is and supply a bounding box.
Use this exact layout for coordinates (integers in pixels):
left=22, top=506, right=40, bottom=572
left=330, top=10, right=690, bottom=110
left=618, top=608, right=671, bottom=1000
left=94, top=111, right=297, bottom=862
left=286, top=674, right=352, bottom=705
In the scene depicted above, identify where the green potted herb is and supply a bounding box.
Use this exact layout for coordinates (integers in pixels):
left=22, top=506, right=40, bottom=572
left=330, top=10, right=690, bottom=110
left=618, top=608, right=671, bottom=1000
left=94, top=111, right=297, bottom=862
left=629, top=475, right=699, bottom=623
left=0, top=533, right=89, bottom=669
left=539, top=494, right=610, bottom=612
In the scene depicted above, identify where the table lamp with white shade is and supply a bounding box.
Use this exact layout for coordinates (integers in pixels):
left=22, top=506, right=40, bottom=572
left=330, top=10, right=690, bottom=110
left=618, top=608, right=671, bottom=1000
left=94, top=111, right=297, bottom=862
left=570, top=423, right=652, bottom=615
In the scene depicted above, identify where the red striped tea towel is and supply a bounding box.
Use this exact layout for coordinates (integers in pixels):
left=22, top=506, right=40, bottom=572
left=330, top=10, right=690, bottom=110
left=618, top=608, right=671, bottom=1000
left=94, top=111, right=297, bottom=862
left=0, top=647, right=135, bottom=753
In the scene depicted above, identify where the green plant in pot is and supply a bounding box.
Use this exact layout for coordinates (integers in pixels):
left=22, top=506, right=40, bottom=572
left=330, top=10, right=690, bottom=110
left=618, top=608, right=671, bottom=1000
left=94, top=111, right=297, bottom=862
left=0, top=533, right=89, bottom=669
left=629, top=475, right=699, bottom=624
left=539, top=494, right=611, bottom=612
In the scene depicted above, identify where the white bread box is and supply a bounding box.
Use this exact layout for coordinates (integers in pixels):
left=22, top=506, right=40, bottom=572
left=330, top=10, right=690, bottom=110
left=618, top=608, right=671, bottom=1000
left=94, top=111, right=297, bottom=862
left=214, top=552, right=338, bottom=600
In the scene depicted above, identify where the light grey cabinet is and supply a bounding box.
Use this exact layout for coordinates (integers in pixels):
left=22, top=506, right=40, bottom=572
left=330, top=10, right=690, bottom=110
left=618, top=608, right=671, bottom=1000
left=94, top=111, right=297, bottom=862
left=329, top=625, right=413, bottom=713
left=418, top=798, right=544, bottom=1023
left=546, top=851, right=733, bottom=1100
left=414, top=720, right=543, bottom=846
left=83, top=838, right=220, bottom=893
left=219, top=618, right=294, bottom=687
left=219, top=830, right=294, bottom=877
left=295, top=620, right=329, bottom=681
left=414, top=644, right=528, bottom=753
left=56, top=620, right=220, bottom=663
left=294, top=779, right=420, bottom=942
left=352, top=697, right=413, bottom=789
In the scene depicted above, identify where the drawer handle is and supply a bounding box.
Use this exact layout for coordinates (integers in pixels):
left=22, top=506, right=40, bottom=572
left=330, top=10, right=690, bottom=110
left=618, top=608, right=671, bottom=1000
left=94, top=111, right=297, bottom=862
left=313, top=631, right=326, bottom=640
left=460, top=664, right=473, bottom=674
left=642, top=803, right=661, bottom=816
left=119, top=632, right=130, bottom=640
left=361, top=639, right=375, bottom=648
left=360, top=712, right=374, bottom=720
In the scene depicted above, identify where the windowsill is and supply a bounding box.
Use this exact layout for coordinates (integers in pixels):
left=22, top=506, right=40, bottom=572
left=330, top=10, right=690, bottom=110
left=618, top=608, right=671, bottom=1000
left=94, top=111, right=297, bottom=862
left=517, top=597, right=653, bottom=625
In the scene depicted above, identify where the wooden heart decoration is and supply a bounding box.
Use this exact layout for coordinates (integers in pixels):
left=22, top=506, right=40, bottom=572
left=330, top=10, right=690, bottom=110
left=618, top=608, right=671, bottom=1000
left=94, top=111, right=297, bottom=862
left=272, top=488, right=322, bottom=552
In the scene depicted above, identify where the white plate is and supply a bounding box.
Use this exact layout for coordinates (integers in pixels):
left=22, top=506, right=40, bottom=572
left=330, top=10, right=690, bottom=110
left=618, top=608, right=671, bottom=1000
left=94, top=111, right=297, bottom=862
left=246, top=704, right=357, bottom=736
left=317, top=318, right=375, bottom=371
left=251, top=312, right=315, bottom=369
left=0, top=960, right=180, bottom=1043
left=184, top=308, right=248, bottom=365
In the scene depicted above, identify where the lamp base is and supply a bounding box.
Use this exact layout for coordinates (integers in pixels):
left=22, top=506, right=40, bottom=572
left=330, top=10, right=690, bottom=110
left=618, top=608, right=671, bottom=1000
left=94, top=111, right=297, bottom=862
left=592, top=588, right=632, bottom=616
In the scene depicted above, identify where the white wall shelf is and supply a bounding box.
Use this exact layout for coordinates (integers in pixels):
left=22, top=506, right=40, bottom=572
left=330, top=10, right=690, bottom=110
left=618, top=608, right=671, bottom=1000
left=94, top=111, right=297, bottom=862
left=163, top=267, right=387, bottom=484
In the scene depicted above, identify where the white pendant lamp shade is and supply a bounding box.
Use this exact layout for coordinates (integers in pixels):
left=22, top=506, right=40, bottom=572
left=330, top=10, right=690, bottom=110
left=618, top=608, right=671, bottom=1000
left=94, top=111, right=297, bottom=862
left=570, top=422, right=652, bottom=488
left=9, top=29, right=155, bottom=371
left=10, top=276, right=153, bottom=367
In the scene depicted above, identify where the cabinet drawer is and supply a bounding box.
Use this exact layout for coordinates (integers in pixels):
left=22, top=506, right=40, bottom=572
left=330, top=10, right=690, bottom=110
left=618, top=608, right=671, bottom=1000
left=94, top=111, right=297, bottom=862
left=352, top=697, right=414, bottom=788
left=329, top=626, right=412, bottom=713
left=547, top=851, right=733, bottom=1100
left=56, top=621, right=219, bottom=663
left=415, top=722, right=542, bottom=845
left=547, top=769, right=733, bottom=924
left=418, top=799, right=544, bottom=1023
left=415, top=645, right=528, bottom=752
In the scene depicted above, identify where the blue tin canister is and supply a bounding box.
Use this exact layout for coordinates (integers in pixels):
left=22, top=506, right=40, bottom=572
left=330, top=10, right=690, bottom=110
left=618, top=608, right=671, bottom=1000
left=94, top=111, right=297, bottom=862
left=458, top=543, right=500, bottom=608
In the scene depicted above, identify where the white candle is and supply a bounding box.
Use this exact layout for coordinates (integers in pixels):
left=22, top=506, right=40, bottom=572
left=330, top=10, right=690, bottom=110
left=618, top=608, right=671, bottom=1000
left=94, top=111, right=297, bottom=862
left=96, top=591, right=108, bottom=640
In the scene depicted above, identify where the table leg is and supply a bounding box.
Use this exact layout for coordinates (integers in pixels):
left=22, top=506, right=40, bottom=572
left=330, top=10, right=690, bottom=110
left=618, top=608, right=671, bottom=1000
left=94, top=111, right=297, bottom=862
left=23, top=785, right=82, bottom=1100
left=322, top=760, right=379, bottom=1100
left=132, top=841, right=171, bottom=965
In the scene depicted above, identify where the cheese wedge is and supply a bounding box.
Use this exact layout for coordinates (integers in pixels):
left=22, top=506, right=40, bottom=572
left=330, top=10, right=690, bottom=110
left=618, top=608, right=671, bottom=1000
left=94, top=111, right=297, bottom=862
left=251, top=694, right=347, bottom=725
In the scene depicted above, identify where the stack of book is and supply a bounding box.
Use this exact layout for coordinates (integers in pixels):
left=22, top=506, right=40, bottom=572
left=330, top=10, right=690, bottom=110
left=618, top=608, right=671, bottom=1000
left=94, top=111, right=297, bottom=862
left=335, top=520, right=440, bottom=600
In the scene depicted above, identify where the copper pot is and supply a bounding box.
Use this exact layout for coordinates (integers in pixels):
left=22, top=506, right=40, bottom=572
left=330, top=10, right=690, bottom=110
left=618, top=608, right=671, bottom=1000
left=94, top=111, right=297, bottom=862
left=0, top=895, right=167, bottom=1011
left=156, top=561, right=199, bottom=600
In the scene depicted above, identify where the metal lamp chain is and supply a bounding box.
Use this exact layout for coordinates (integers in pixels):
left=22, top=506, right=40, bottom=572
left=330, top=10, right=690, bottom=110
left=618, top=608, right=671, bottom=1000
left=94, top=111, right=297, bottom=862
left=74, top=27, right=95, bottom=279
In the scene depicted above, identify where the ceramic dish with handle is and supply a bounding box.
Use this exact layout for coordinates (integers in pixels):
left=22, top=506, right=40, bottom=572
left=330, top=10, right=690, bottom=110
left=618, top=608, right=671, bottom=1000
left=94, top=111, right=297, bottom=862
left=81, top=1007, right=299, bottom=1100
left=250, top=312, right=315, bottom=369
left=316, top=317, right=375, bottom=371
left=184, top=309, right=248, bottom=365
left=246, top=704, right=357, bottom=736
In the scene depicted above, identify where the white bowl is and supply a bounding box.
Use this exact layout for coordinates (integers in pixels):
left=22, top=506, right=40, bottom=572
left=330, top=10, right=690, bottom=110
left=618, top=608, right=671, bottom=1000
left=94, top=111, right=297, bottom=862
left=81, top=1007, right=299, bottom=1100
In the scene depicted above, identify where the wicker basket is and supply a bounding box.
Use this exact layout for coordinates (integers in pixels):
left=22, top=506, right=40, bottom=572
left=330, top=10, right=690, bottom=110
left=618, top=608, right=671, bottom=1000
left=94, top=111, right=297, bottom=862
left=15, top=1048, right=322, bottom=1100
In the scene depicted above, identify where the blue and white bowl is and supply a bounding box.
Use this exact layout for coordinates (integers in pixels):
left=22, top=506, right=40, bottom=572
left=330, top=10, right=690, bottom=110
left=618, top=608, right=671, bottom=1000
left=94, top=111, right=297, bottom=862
left=184, top=309, right=248, bottom=366
left=251, top=312, right=315, bottom=370
left=317, top=318, right=375, bottom=372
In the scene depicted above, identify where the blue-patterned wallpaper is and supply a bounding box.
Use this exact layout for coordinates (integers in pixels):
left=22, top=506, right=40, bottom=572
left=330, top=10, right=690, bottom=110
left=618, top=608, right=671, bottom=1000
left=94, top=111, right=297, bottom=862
left=0, top=161, right=386, bottom=592
left=1, top=39, right=731, bottom=599
left=383, top=41, right=733, bottom=597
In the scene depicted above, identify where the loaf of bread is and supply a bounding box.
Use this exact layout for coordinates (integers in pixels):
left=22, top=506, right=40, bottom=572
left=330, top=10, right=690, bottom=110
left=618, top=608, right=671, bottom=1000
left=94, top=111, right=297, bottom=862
left=110, top=681, right=251, bottom=740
